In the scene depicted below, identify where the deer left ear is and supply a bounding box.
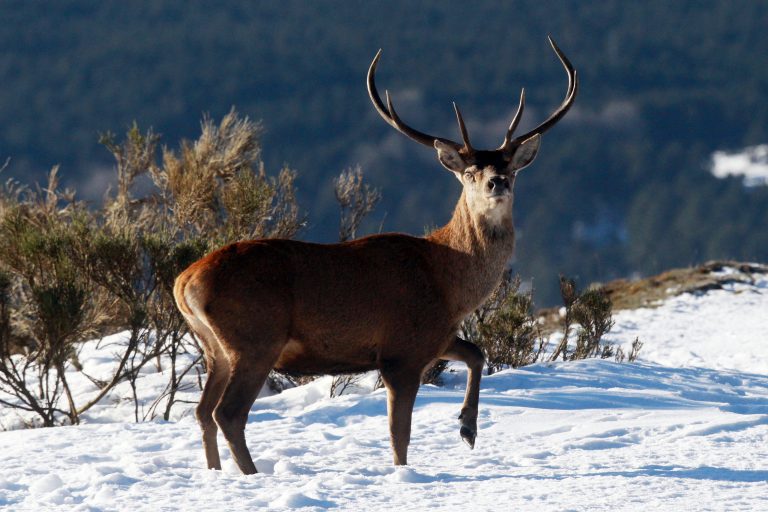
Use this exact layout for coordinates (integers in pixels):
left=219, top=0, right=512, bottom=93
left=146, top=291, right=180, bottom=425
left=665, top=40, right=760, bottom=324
left=507, top=134, right=541, bottom=172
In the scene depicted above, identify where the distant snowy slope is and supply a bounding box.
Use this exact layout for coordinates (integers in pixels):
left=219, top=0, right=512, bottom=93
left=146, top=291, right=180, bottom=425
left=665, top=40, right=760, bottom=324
left=711, top=145, right=768, bottom=187
left=1, top=263, right=767, bottom=511
left=607, top=265, right=768, bottom=373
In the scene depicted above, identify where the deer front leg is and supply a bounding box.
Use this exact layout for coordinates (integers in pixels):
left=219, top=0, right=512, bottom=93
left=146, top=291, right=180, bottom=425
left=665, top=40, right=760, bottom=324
left=440, top=336, right=484, bottom=448
left=380, top=367, right=422, bottom=465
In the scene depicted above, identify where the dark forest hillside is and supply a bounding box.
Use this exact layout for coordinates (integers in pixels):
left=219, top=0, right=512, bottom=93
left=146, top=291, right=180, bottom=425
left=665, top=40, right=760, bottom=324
left=1, top=0, right=767, bottom=304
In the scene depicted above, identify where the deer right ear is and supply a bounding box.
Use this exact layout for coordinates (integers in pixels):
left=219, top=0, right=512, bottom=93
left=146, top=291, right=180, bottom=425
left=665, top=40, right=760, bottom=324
left=434, top=140, right=466, bottom=174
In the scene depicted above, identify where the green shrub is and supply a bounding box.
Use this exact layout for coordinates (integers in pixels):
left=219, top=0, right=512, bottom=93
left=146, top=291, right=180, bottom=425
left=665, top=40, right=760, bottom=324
left=460, top=272, right=545, bottom=375
left=460, top=271, right=630, bottom=377
left=550, top=276, right=620, bottom=362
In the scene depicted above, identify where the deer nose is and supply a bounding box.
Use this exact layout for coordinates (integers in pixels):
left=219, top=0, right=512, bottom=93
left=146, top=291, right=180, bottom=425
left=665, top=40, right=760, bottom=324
left=487, top=176, right=509, bottom=193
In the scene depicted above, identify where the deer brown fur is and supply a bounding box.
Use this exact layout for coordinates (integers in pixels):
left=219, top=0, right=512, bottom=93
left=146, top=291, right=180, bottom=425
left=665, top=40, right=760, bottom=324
left=174, top=37, right=577, bottom=474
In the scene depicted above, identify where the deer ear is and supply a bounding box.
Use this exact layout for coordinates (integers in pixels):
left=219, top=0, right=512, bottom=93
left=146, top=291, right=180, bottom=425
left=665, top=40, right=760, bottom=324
left=508, top=134, right=541, bottom=172
left=434, top=140, right=466, bottom=174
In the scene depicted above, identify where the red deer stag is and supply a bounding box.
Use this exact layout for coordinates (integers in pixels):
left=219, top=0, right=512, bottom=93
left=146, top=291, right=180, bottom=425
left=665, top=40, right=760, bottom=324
left=174, top=37, right=577, bottom=474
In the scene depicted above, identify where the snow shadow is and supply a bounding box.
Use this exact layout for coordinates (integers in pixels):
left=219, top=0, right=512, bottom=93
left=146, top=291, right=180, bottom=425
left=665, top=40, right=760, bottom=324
left=471, top=360, right=768, bottom=415
left=593, top=465, right=768, bottom=483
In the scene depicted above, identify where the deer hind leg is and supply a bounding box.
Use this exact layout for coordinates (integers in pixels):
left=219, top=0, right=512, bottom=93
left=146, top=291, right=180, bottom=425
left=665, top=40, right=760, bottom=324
left=198, top=358, right=229, bottom=470
left=212, top=354, right=279, bottom=475
left=209, top=318, right=287, bottom=476
left=187, top=318, right=230, bottom=470
left=440, top=336, right=485, bottom=449
left=197, top=348, right=230, bottom=469
left=380, top=365, right=422, bottom=466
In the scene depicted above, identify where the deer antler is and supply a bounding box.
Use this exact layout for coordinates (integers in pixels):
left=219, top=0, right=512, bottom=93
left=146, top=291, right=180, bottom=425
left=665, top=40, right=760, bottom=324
left=368, top=50, right=470, bottom=153
left=368, top=36, right=577, bottom=157
left=499, top=36, right=578, bottom=152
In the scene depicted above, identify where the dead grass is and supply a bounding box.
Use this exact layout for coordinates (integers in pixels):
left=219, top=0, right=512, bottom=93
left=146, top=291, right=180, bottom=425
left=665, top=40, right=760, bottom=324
left=604, top=260, right=768, bottom=310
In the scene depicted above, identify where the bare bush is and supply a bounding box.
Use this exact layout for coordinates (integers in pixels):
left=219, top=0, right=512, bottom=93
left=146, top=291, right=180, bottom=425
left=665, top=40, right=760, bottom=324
left=615, top=337, right=643, bottom=363
left=334, top=166, right=381, bottom=242
left=550, top=276, right=577, bottom=361
left=329, top=373, right=363, bottom=398
left=95, top=110, right=305, bottom=420
left=460, top=271, right=625, bottom=376
left=478, top=277, right=543, bottom=372
left=143, top=235, right=207, bottom=420
left=0, top=268, right=65, bottom=427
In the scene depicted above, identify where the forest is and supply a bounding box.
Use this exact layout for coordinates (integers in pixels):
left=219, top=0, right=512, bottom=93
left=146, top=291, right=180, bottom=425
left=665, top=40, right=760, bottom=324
left=1, top=0, right=767, bottom=304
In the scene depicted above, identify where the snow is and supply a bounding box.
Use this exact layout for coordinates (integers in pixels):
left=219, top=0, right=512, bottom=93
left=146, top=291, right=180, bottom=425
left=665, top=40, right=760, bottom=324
left=607, top=270, right=768, bottom=374
left=1, top=266, right=767, bottom=511
left=711, top=145, right=768, bottom=187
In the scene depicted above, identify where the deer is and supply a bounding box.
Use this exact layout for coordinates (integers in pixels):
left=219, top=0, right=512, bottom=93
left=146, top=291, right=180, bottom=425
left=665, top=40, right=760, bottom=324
left=173, top=36, right=577, bottom=475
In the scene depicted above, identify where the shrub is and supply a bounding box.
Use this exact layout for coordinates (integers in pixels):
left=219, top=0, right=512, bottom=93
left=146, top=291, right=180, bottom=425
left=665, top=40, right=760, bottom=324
left=615, top=337, right=643, bottom=363
left=571, top=287, right=615, bottom=359
left=461, top=271, right=546, bottom=375
left=0, top=108, right=637, bottom=427
left=0, top=170, right=100, bottom=425
left=0, top=109, right=306, bottom=426
left=421, top=360, right=449, bottom=386
left=550, top=276, right=620, bottom=362
left=334, top=166, right=381, bottom=242
left=460, top=271, right=629, bottom=377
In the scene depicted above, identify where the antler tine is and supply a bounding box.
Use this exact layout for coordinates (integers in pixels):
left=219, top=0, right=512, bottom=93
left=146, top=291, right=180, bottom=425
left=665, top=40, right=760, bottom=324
left=367, top=50, right=461, bottom=149
left=453, top=102, right=473, bottom=154
left=366, top=50, right=397, bottom=131
left=499, top=88, right=526, bottom=152
left=509, top=36, right=578, bottom=146
left=383, top=91, right=436, bottom=148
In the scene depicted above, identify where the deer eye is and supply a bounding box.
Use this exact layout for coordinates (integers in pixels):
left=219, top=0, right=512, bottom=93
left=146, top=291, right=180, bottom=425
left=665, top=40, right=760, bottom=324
left=463, top=171, right=475, bottom=182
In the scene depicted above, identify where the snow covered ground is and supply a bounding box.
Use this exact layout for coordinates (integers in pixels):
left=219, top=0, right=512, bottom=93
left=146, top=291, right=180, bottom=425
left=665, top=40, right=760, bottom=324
left=1, top=266, right=767, bottom=511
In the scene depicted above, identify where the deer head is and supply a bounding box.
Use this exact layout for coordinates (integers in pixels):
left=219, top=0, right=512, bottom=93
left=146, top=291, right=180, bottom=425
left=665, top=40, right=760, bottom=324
left=367, top=36, right=577, bottom=228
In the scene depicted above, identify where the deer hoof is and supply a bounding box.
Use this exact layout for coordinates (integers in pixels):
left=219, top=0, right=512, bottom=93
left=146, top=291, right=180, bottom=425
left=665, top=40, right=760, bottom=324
left=460, top=425, right=476, bottom=449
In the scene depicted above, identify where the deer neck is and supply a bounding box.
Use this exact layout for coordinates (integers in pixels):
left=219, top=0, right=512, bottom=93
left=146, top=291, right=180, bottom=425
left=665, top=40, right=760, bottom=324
left=426, top=190, right=515, bottom=319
